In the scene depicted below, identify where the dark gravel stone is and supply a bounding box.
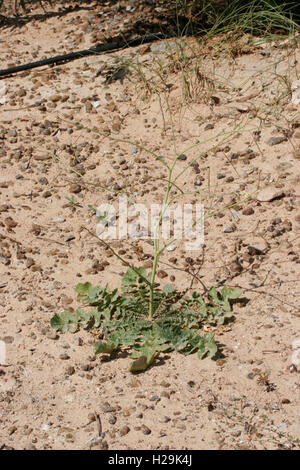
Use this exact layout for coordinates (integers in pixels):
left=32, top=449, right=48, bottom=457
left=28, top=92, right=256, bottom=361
left=65, top=366, right=75, bottom=375
left=141, top=425, right=151, bottom=435
left=242, top=207, right=254, bottom=215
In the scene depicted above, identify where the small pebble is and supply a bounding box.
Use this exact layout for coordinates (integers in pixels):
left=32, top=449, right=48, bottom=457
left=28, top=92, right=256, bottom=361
left=108, top=415, right=117, bottom=425
left=149, top=395, right=160, bottom=402
left=166, top=245, right=176, bottom=251
left=8, top=426, right=17, bottom=435
left=46, top=331, right=58, bottom=340
left=59, top=353, right=70, bottom=360
left=223, top=224, right=236, bottom=233
left=157, top=270, right=168, bottom=279
left=160, top=380, right=170, bottom=388
left=119, top=425, right=130, bottom=436
left=101, top=402, right=116, bottom=413
left=87, top=412, right=96, bottom=423
left=267, top=136, right=286, bottom=146
left=69, top=184, right=82, bottom=194
left=66, top=366, right=75, bottom=375
left=159, top=416, right=171, bottom=423
left=141, top=425, right=151, bottom=435
left=242, top=207, right=254, bottom=216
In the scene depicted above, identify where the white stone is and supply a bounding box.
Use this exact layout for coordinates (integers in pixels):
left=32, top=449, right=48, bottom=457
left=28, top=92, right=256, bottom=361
left=0, top=340, right=6, bottom=365
left=166, top=245, right=176, bottom=251
left=0, top=83, right=6, bottom=105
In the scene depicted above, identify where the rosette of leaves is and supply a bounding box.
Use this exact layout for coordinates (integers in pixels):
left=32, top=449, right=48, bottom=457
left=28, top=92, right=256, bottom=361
left=50, top=267, right=241, bottom=372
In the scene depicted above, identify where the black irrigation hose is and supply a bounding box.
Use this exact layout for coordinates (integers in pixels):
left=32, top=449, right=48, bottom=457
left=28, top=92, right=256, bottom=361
left=0, top=32, right=171, bottom=78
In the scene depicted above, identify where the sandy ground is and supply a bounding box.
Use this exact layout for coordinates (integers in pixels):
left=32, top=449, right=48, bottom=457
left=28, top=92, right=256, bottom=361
left=0, top=1, right=300, bottom=450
